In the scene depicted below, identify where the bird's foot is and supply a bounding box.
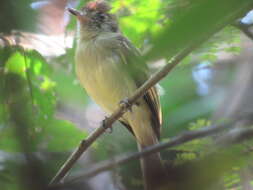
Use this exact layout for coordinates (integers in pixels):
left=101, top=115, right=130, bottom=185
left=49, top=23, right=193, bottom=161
left=119, top=98, right=132, bottom=112
left=102, top=117, right=113, bottom=133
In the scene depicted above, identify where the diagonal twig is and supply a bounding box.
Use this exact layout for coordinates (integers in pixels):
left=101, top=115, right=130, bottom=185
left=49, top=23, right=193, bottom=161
left=54, top=118, right=253, bottom=187
left=58, top=122, right=233, bottom=185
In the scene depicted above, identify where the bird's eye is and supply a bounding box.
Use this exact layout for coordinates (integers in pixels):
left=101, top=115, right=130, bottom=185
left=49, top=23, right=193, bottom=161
left=98, top=14, right=106, bottom=20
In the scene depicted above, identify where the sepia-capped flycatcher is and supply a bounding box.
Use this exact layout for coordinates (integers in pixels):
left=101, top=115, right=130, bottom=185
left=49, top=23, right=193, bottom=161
left=68, top=1, right=167, bottom=189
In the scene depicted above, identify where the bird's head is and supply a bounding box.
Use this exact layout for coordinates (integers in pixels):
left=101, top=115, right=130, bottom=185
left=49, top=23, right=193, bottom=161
left=68, top=0, right=118, bottom=39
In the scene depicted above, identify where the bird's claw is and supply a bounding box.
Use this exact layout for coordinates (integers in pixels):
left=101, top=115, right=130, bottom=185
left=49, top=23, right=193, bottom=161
left=102, top=117, right=113, bottom=133
left=119, top=98, right=132, bottom=112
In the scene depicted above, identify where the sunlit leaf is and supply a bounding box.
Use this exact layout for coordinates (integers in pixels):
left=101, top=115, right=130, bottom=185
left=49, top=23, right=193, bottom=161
left=40, top=76, right=56, bottom=91
left=4, top=51, right=27, bottom=77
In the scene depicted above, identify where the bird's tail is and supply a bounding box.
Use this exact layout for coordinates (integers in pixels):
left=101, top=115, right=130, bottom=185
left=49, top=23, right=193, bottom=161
left=125, top=101, right=167, bottom=189
left=138, top=142, right=168, bottom=190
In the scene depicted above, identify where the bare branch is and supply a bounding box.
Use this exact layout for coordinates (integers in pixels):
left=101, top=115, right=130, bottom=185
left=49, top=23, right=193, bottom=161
left=65, top=123, right=230, bottom=182
left=55, top=122, right=253, bottom=187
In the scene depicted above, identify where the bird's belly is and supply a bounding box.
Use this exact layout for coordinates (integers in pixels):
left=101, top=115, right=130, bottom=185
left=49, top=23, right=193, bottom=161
left=76, top=53, right=137, bottom=113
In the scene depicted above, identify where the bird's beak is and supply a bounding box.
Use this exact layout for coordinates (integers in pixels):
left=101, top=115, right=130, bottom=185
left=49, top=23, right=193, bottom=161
left=67, top=7, right=82, bottom=18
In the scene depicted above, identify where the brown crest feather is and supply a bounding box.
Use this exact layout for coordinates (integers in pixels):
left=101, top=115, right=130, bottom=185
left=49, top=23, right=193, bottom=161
left=85, top=0, right=111, bottom=13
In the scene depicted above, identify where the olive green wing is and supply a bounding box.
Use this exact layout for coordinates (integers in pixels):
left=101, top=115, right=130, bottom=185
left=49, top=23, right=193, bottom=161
left=115, top=35, right=162, bottom=138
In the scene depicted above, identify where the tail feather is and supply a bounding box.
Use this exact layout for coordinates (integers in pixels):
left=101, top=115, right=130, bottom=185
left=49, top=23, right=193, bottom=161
left=138, top=143, right=168, bottom=190
left=125, top=100, right=167, bottom=189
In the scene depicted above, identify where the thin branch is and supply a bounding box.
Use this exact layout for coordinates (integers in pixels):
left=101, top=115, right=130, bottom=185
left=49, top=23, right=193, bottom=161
left=67, top=123, right=230, bottom=182
left=54, top=122, right=253, bottom=187
left=49, top=2, right=253, bottom=185
left=216, top=126, right=253, bottom=146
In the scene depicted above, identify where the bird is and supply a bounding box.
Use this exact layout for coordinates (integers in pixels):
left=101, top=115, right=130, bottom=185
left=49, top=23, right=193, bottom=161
left=68, top=1, right=167, bottom=189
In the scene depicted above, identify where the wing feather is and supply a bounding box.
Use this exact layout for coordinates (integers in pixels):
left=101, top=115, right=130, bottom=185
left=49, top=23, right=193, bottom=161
left=115, top=35, right=162, bottom=138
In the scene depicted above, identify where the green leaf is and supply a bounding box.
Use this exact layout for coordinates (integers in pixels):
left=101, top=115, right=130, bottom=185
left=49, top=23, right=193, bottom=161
left=43, top=119, right=87, bottom=152
left=0, top=47, right=87, bottom=153
left=0, top=125, right=22, bottom=152
left=4, top=51, right=27, bottom=77
left=112, top=0, right=163, bottom=46
left=145, top=0, right=252, bottom=61
left=224, top=46, right=241, bottom=54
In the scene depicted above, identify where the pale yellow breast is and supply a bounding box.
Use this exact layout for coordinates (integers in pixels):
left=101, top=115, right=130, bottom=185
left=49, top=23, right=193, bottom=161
left=75, top=40, right=137, bottom=114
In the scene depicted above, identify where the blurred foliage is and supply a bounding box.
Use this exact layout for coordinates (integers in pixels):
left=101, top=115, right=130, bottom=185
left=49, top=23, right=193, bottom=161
left=145, top=0, right=252, bottom=61
left=0, top=47, right=87, bottom=153
left=0, top=0, right=36, bottom=33
left=112, top=0, right=165, bottom=47
left=0, top=0, right=253, bottom=190
left=0, top=46, right=88, bottom=189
